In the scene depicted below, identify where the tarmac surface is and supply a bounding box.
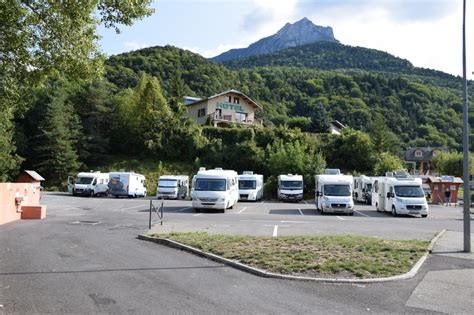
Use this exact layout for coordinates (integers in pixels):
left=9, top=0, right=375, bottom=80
left=0, top=193, right=472, bottom=314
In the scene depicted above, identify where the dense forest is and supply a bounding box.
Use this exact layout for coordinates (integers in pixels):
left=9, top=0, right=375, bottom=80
left=6, top=39, right=474, bottom=191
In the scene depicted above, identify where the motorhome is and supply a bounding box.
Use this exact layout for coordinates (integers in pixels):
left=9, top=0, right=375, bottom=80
left=277, top=174, right=303, bottom=202
left=372, top=173, right=428, bottom=217
left=108, top=172, right=147, bottom=198
left=353, top=175, right=373, bottom=204
left=315, top=169, right=354, bottom=215
left=238, top=171, right=264, bottom=201
left=192, top=168, right=239, bottom=212
left=67, top=171, right=109, bottom=197
left=156, top=175, right=189, bottom=199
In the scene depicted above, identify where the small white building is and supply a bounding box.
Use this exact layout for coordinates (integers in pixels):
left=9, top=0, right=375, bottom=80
left=184, top=90, right=263, bottom=127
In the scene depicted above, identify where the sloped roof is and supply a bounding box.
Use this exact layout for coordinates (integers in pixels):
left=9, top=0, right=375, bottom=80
left=404, top=147, right=448, bottom=161
left=185, top=89, right=263, bottom=110
left=426, top=176, right=463, bottom=184
left=23, top=170, right=45, bottom=181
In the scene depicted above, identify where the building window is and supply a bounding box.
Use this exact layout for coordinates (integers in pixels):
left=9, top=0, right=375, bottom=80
left=234, top=97, right=240, bottom=104
left=415, top=150, right=423, bottom=158
left=227, top=96, right=232, bottom=102
left=235, top=112, right=247, bottom=123
left=198, top=108, right=206, bottom=118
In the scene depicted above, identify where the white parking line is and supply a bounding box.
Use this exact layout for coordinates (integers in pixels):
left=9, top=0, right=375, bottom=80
left=273, top=225, right=278, bottom=237
left=237, top=207, right=247, bottom=214
left=354, top=210, right=370, bottom=217
left=297, top=208, right=304, bottom=216
left=336, top=216, right=345, bottom=220
left=193, top=213, right=202, bottom=217
left=118, top=204, right=147, bottom=211
left=260, top=200, right=265, bottom=204
left=177, top=207, right=192, bottom=212
left=303, top=200, right=308, bottom=204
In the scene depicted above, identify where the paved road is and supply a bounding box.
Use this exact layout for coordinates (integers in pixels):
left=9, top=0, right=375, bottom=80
left=0, top=193, right=472, bottom=314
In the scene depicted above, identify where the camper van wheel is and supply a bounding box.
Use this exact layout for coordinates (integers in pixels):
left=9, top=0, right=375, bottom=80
left=392, top=206, right=398, bottom=217
left=421, top=214, right=428, bottom=218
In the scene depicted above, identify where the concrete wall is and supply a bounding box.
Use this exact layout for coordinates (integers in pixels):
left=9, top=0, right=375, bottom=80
left=0, top=182, right=44, bottom=225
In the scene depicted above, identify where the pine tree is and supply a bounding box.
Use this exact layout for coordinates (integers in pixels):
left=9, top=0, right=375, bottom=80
left=33, top=83, right=81, bottom=187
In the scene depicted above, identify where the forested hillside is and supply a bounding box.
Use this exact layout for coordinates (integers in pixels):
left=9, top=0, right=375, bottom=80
left=221, top=41, right=455, bottom=82
left=106, top=45, right=468, bottom=150
left=10, top=43, right=473, bottom=189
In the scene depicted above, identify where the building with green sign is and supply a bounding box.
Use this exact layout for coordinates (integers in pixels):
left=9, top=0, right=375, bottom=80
left=184, top=90, right=263, bottom=127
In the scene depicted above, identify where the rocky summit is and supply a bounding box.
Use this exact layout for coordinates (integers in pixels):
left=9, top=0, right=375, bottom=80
left=211, top=17, right=338, bottom=62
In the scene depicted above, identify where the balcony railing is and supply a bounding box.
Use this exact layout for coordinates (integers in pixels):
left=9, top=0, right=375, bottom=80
left=210, top=112, right=262, bottom=126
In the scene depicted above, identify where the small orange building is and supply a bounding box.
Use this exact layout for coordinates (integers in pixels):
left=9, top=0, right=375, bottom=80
left=426, top=176, right=463, bottom=205
left=0, top=170, right=47, bottom=225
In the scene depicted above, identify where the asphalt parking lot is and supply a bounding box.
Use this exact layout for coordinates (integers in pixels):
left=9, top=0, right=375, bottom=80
left=1, top=193, right=472, bottom=314
left=51, top=193, right=465, bottom=241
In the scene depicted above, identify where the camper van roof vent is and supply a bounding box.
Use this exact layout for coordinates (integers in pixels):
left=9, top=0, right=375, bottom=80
left=386, top=172, right=394, bottom=177
left=324, top=169, right=341, bottom=175
left=243, top=171, right=254, bottom=175
left=394, top=171, right=409, bottom=179
left=215, top=167, right=223, bottom=170
left=199, top=167, right=206, bottom=171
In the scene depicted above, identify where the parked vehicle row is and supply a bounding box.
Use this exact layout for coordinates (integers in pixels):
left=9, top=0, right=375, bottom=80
left=67, top=171, right=147, bottom=198
left=67, top=168, right=430, bottom=217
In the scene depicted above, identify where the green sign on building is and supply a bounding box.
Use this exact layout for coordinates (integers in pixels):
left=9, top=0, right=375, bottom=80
left=216, top=102, right=245, bottom=112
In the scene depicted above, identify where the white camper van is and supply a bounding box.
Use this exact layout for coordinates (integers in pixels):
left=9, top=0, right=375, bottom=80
left=315, top=169, right=354, bottom=215
left=238, top=171, right=264, bottom=201
left=108, top=172, right=147, bottom=198
left=278, top=174, right=304, bottom=202
left=156, top=175, right=189, bottom=199
left=353, top=175, right=373, bottom=204
left=192, top=168, right=239, bottom=212
left=372, top=174, right=428, bottom=217
left=67, top=171, right=109, bottom=197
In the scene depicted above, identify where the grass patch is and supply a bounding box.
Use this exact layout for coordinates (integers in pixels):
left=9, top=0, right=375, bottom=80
left=152, top=232, right=428, bottom=278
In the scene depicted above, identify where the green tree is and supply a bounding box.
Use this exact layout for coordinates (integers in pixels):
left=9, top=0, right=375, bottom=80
left=32, top=81, right=81, bottom=187
left=370, top=112, right=401, bottom=154
left=0, top=0, right=153, bottom=179
left=324, top=128, right=377, bottom=174
left=373, top=153, right=404, bottom=175
left=309, top=102, right=330, bottom=133
left=432, top=151, right=474, bottom=177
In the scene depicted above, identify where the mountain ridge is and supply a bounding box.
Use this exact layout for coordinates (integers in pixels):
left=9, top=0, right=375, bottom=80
left=211, top=17, right=338, bottom=63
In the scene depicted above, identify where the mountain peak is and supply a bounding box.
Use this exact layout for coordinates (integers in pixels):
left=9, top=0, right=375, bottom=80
left=211, top=18, right=338, bottom=63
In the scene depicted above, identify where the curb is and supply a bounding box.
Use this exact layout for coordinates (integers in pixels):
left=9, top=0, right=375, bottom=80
left=428, top=229, right=447, bottom=253
left=138, top=230, right=446, bottom=284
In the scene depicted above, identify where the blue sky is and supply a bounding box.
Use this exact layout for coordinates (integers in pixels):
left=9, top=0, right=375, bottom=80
left=98, top=0, right=471, bottom=78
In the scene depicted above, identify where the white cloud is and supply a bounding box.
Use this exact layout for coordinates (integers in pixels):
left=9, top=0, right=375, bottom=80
left=124, top=41, right=149, bottom=51
left=305, top=1, right=472, bottom=78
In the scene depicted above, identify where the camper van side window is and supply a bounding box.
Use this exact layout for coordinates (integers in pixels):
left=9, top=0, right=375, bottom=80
left=374, top=181, right=379, bottom=193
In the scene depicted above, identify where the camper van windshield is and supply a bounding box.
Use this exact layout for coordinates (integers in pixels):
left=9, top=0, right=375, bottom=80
left=195, top=179, right=226, bottom=191
left=394, top=186, right=424, bottom=198
left=76, top=177, right=93, bottom=184
left=239, top=180, right=256, bottom=190
left=159, top=179, right=178, bottom=188
left=280, top=181, right=303, bottom=189
left=324, top=185, right=351, bottom=196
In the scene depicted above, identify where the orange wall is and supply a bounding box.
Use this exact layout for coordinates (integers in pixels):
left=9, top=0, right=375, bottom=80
left=0, top=182, right=43, bottom=225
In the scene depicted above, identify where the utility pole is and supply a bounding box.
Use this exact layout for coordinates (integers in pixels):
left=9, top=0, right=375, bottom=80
left=462, top=0, right=471, bottom=252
